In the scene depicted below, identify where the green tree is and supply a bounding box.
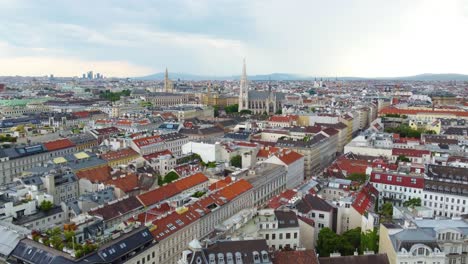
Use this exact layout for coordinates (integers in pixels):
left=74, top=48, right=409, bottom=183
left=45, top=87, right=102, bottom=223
left=50, top=235, right=63, bottom=250
left=342, top=227, right=361, bottom=255
left=275, top=109, right=282, bottom=115
left=213, top=105, right=220, bottom=117
left=396, top=155, right=410, bottom=163
left=347, top=173, right=367, bottom=184
left=311, top=107, right=316, bottom=113
left=403, top=197, right=421, bottom=208
left=317, top=228, right=342, bottom=257
left=163, top=171, right=179, bottom=184
left=230, top=155, right=242, bottom=168
left=361, top=228, right=379, bottom=253
left=380, top=202, right=393, bottom=222
left=224, top=104, right=238, bottom=113
left=39, top=200, right=54, bottom=212
left=240, top=109, right=252, bottom=115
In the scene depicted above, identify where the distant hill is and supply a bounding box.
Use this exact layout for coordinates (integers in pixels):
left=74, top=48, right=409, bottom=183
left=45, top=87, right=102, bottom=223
left=136, top=72, right=468, bottom=81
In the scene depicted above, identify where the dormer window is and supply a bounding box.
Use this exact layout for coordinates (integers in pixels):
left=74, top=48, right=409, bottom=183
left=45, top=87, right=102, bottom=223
left=226, top=253, right=234, bottom=264
left=209, top=254, right=216, bottom=264
left=261, top=250, right=269, bottom=262
left=253, top=251, right=260, bottom=263
left=235, top=252, right=243, bottom=264
left=218, top=253, right=225, bottom=264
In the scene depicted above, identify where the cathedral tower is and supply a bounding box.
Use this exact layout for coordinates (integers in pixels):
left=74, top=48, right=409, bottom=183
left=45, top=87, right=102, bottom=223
left=238, top=59, right=249, bottom=111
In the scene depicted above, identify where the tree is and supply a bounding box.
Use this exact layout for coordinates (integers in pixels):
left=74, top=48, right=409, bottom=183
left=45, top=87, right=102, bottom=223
left=342, top=228, right=361, bottom=255
left=240, top=109, right=252, bottom=115
left=347, top=173, right=367, bottom=184
left=163, top=171, right=179, bottom=184
left=380, top=202, right=393, bottom=222
left=361, top=228, right=379, bottom=253
left=230, top=155, right=242, bottom=168
left=50, top=235, right=63, bottom=250
left=157, top=175, right=164, bottom=186
left=316, top=228, right=341, bottom=257
left=213, top=105, right=220, bottom=117
left=224, top=104, right=238, bottom=114
left=311, top=107, right=316, bottom=113
left=39, top=200, right=53, bottom=212
left=403, top=197, right=421, bottom=208
left=275, top=109, right=282, bottom=115
left=396, top=155, right=410, bottom=163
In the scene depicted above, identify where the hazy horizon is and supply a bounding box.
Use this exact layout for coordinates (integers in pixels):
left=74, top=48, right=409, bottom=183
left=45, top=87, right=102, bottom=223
left=1, top=0, right=468, bottom=77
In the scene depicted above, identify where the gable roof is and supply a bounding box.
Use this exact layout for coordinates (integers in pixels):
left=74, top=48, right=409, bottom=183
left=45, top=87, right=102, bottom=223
left=43, top=138, right=75, bottom=151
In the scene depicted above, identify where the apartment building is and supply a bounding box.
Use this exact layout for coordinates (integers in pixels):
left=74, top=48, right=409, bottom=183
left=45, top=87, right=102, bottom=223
left=0, top=138, right=77, bottom=184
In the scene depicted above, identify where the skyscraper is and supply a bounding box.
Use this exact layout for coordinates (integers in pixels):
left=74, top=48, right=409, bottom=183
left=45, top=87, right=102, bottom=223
left=238, top=59, right=249, bottom=111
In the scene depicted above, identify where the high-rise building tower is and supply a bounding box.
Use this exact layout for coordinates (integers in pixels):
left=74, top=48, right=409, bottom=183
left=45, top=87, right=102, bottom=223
left=238, top=58, right=249, bottom=111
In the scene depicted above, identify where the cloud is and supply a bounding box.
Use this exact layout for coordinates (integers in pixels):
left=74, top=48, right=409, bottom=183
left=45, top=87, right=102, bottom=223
left=0, top=55, right=154, bottom=77
left=0, top=0, right=467, bottom=77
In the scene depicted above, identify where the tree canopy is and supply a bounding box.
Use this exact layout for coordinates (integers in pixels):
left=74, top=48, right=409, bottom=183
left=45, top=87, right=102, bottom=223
left=347, top=173, right=367, bottom=184
left=380, top=202, right=393, bottom=223
left=230, top=155, right=242, bottom=168
left=403, top=197, right=421, bottom=208
left=39, top=200, right=53, bottom=212
left=224, top=104, right=238, bottom=114
left=99, top=89, right=131, bottom=102
left=159, top=171, right=179, bottom=185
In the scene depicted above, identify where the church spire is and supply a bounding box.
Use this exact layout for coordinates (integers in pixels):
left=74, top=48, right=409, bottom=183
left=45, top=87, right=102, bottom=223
left=239, top=58, right=249, bottom=112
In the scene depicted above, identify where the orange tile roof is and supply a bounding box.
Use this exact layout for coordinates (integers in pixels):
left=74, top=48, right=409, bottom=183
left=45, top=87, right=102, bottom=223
left=213, top=179, right=252, bottom=201
left=43, top=138, right=75, bottom=151
left=143, top=149, right=173, bottom=160
left=277, top=150, right=304, bottom=165
left=76, top=166, right=112, bottom=183
left=257, top=147, right=280, bottom=158
left=379, top=107, right=468, bottom=117
left=104, top=173, right=139, bottom=193
left=101, top=148, right=140, bottom=161
left=132, top=135, right=164, bottom=147
left=137, top=173, right=209, bottom=207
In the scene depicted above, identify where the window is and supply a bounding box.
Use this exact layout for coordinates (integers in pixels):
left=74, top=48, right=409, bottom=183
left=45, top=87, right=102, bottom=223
left=411, top=178, right=416, bottom=184
left=279, top=233, right=283, bottom=239
left=286, top=233, right=291, bottom=239
left=272, top=234, right=276, bottom=240
left=319, top=214, right=324, bottom=219
left=397, top=177, right=402, bottom=182
left=387, top=175, right=392, bottom=181
left=294, top=233, right=298, bottom=239
left=375, top=174, right=380, bottom=179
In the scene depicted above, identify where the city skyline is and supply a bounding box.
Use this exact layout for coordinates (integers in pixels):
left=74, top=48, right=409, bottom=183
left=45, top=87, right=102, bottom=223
left=1, top=0, right=468, bottom=77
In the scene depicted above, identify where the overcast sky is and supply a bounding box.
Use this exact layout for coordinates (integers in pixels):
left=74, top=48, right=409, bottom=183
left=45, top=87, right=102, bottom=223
left=1, top=0, right=467, bottom=77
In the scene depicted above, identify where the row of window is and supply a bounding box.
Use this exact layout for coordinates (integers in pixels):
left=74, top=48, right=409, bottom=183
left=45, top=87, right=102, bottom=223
left=262, top=232, right=298, bottom=240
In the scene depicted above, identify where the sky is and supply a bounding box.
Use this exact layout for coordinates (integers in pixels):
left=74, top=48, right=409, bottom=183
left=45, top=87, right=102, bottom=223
left=1, top=0, right=468, bottom=77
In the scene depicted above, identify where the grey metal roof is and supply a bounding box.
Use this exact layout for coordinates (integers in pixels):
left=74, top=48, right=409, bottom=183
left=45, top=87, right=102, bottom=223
left=0, top=225, right=24, bottom=257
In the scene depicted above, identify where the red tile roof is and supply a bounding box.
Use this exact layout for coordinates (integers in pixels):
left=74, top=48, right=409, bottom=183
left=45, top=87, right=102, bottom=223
left=392, top=148, right=430, bottom=158
left=88, top=196, right=143, bottom=221
left=257, top=146, right=280, bottom=158
left=104, top=173, right=139, bottom=193
left=72, top=111, right=90, bottom=118
left=352, top=184, right=376, bottom=215
left=133, top=135, right=164, bottom=148
left=277, top=150, right=304, bottom=165
left=143, top=149, right=173, bottom=160
left=137, top=173, right=209, bottom=207
left=273, top=249, right=319, bottom=264
left=101, top=148, right=140, bottom=161
left=379, top=107, right=468, bottom=117
left=213, top=179, right=252, bottom=201
left=370, top=171, right=425, bottom=188
left=76, top=166, right=112, bottom=183
left=43, top=138, right=75, bottom=151
left=209, top=177, right=232, bottom=191
left=268, top=189, right=298, bottom=209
